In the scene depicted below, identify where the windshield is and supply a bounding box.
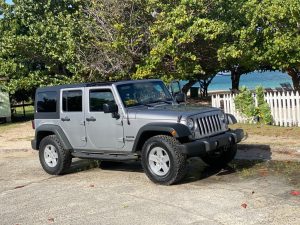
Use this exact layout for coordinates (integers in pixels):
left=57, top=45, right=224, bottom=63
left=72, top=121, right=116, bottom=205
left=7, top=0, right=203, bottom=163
left=117, top=81, right=173, bottom=107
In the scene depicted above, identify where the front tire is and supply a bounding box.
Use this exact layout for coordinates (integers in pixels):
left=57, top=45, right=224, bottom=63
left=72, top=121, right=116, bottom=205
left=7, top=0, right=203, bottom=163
left=39, top=135, right=72, bottom=175
left=141, top=135, right=187, bottom=185
left=201, top=144, right=237, bottom=168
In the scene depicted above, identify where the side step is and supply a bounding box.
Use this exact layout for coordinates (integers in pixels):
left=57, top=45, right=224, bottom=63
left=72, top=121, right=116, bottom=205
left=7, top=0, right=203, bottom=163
left=72, top=151, right=139, bottom=161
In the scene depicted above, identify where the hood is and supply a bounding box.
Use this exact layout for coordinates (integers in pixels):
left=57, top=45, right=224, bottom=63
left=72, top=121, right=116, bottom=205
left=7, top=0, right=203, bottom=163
left=127, top=104, right=220, bottom=121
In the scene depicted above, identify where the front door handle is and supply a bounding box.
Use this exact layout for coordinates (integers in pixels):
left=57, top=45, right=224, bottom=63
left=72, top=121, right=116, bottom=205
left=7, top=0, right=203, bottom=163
left=86, top=117, right=96, bottom=122
left=61, top=116, right=70, bottom=122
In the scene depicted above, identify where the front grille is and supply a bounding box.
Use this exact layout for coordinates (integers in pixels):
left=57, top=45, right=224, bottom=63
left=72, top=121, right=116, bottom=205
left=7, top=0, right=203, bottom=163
left=194, top=114, right=224, bottom=138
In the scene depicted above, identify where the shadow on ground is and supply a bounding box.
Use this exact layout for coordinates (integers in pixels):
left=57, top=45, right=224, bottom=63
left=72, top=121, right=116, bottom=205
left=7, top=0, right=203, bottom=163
left=62, top=143, right=274, bottom=184
left=236, top=144, right=272, bottom=161
left=64, top=157, right=267, bottom=185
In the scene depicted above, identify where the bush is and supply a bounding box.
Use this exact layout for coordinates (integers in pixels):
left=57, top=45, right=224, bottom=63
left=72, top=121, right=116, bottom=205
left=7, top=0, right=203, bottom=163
left=234, top=86, right=273, bottom=124
left=234, top=87, right=256, bottom=119
left=255, top=86, right=273, bottom=124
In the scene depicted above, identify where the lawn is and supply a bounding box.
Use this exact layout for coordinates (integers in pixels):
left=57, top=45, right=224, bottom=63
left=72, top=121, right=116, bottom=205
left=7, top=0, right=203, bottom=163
left=13, top=105, right=34, bottom=118
left=230, top=123, right=300, bottom=139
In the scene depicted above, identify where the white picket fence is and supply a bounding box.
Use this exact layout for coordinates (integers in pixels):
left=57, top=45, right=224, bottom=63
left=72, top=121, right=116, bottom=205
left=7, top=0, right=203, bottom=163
left=211, top=91, right=300, bottom=127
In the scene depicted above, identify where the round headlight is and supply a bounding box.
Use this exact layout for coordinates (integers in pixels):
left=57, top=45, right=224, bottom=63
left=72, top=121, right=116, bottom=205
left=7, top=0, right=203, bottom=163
left=187, top=118, right=194, bottom=130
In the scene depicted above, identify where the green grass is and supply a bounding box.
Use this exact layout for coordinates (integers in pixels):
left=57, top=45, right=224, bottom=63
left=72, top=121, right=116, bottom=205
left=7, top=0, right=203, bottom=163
left=10, top=105, right=34, bottom=122
left=0, top=105, right=34, bottom=130
left=230, top=123, right=300, bottom=139
left=13, top=105, right=34, bottom=117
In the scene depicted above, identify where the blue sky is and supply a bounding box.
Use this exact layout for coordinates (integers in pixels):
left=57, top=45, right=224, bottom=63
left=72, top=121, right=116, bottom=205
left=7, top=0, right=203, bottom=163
left=6, top=0, right=13, bottom=4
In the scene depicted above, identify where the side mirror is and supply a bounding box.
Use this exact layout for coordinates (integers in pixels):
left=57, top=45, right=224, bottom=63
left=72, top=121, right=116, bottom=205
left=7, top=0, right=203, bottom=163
left=103, top=103, right=120, bottom=119
left=103, top=103, right=118, bottom=114
left=175, top=93, right=186, bottom=103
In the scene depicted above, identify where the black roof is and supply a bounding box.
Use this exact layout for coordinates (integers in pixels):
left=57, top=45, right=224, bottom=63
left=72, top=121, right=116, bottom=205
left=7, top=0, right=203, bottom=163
left=36, top=81, right=115, bottom=92
left=36, top=79, right=163, bottom=92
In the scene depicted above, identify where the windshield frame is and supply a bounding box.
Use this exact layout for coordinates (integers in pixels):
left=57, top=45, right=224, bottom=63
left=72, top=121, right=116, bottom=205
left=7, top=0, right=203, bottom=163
left=116, top=80, right=174, bottom=108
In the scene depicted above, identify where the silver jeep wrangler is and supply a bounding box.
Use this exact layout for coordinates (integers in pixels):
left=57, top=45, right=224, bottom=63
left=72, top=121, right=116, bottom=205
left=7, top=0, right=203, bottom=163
left=32, top=79, right=244, bottom=185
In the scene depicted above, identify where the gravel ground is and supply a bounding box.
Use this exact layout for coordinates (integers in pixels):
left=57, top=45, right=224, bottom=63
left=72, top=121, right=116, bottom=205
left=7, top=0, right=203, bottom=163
left=1, top=122, right=300, bottom=225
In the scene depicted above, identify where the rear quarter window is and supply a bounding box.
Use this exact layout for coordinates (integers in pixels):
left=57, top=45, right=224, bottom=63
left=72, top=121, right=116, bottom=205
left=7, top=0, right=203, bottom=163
left=62, top=90, right=82, bottom=112
left=37, top=91, right=57, bottom=112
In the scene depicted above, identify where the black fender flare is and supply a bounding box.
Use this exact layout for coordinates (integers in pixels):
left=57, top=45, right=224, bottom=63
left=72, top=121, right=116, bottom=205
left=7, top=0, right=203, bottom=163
left=34, top=124, right=73, bottom=150
left=132, top=122, right=192, bottom=152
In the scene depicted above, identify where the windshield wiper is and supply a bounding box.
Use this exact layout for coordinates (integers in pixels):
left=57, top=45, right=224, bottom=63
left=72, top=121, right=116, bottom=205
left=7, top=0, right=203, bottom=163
left=150, top=100, right=173, bottom=105
left=140, top=103, right=153, bottom=107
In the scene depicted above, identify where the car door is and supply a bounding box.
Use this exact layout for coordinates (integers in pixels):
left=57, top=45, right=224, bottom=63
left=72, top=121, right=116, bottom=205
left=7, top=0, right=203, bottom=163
left=60, top=88, right=87, bottom=148
left=85, top=87, right=124, bottom=150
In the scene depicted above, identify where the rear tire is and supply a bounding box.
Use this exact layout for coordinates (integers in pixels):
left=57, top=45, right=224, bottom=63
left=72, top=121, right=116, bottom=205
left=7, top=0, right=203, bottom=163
left=141, top=135, right=187, bottom=185
left=201, top=144, right=237, bottom=168
left=39, top=135, right=72, bottom=175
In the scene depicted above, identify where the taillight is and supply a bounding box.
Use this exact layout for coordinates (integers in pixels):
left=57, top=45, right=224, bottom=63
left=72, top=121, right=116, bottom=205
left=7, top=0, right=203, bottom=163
left=32, top=120, right=35, bottom=129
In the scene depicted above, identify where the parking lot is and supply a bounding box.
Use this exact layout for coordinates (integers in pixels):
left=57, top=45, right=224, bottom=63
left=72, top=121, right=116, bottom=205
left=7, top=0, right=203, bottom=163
left=1, top=122, right=300, bottom=225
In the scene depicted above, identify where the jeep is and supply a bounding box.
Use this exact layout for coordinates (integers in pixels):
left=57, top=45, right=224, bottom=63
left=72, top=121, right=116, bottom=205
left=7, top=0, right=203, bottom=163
left=31, top=79, right=244, bottom=185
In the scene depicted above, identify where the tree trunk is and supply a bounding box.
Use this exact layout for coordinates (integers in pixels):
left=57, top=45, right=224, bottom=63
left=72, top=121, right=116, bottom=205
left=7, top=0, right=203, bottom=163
left=200, top=77, right=215, bottom=97
left=231, top=69, right=241, bottom=93
left=286, top=68, right=300, bottom=92
left=182, top=80, right=196, bottom=94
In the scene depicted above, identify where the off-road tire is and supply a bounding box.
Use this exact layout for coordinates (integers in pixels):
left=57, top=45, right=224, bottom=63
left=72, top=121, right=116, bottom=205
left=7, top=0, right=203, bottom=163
left=141, top=135, right=187, bottom=185
left=201, top=144, right=237, bottom=168
left=39, top=135, right=72, bottom=175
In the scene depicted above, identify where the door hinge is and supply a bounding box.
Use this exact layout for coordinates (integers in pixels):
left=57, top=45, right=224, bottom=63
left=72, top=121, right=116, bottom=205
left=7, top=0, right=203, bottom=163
left=117, top=137, right=124, bottom=143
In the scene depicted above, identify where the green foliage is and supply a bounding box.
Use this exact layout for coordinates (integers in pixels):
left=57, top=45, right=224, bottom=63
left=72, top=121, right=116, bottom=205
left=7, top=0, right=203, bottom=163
left=234, top=86, right=273, bottom=124
left=242, top=0, right=300, bottom=90
left=255, top=86, right=273, bottom=124
left=78, top=0, right=151, bottom=81
left=0, top=0, right=86, bottom=101
left=234, top=87, right=256, bottom=119
left=1, top=0, right=300, bottom=102
left=134, top=0, right=227, bottom=82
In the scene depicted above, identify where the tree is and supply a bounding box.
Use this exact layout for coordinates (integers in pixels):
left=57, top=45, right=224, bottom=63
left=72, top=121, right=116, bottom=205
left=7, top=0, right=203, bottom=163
left=243, top=0, right=300, bottom=91
left=0, top=0, right=86, bottom=101
left=134, top=0, right=228, bottom=94
left=78, top=0, right=152, bottom=81
left=216, top=0, right=257, bottom=92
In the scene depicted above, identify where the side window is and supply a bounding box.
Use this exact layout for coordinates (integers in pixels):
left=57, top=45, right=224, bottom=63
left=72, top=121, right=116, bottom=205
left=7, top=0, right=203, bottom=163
left=90, top=89, right=115, bottom=112
left=37, top=91, right=57, bottom=112
left=62, top=90, right=82, bottom=112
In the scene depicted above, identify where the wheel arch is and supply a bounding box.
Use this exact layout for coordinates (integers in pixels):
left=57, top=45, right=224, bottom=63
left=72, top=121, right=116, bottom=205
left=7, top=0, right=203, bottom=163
left=132, top=123, right=191, bottom=152
left=35, top=124, right=73, bottom=151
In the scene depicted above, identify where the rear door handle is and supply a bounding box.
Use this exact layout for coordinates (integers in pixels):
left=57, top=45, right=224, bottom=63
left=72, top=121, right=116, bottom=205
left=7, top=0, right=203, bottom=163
left=61, top=116, right=70, bottom=122
left=86, top=117, right=96, bottom=122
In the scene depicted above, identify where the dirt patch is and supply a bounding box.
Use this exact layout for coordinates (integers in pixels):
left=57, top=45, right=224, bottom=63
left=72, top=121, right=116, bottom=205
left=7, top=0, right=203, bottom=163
left=0, top=121, right=34, bottom=150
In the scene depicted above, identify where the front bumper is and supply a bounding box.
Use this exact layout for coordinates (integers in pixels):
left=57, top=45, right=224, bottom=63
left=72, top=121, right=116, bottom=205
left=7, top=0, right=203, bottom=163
left=178, top=129, right=244, bottom=157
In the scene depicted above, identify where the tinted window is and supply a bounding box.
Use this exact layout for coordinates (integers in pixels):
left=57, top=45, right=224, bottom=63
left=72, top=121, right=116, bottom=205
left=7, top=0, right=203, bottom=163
left=37, top=91, right=57, bottom=112
left=63, top=90, right=82, bottom=112
left=90, top=89, right=115, bottom=112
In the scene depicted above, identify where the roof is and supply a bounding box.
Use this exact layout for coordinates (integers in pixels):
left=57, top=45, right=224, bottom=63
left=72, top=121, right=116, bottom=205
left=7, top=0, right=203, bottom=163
left=36, top=79, right=162, bottom=92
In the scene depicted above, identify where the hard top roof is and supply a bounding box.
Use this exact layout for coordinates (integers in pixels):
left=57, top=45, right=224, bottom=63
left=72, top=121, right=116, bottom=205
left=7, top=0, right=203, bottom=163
left=36, top=79, right=162, bottom=92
